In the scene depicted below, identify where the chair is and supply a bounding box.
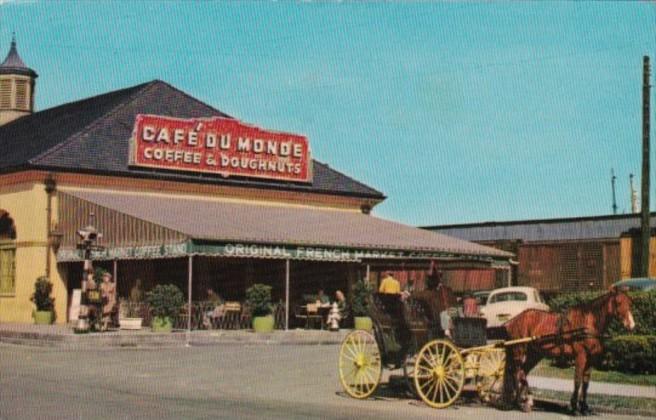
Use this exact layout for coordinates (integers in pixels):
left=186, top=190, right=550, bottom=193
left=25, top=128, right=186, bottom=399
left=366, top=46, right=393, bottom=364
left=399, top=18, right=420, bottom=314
left=305, top=303, right=324, bottom=330
left=215, top=301, right=241, bottom=329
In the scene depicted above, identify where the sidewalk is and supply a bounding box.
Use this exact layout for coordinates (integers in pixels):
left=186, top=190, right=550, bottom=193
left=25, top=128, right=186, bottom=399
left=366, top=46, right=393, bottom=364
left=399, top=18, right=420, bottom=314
left=0, top=322, right=349, bottom=348
left=529, top=375, right=656, bottom=400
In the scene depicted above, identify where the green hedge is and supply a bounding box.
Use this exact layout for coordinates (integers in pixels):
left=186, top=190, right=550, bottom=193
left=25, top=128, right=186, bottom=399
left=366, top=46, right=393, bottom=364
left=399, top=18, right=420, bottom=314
left=547, top=290, right=656, bottom=335
left=602, top=335, right=656, bottom=374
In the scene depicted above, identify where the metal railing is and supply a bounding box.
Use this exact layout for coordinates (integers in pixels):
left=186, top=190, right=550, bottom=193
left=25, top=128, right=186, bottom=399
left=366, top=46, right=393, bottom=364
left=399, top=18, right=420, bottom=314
left=134, top=301, right=288, bottom=331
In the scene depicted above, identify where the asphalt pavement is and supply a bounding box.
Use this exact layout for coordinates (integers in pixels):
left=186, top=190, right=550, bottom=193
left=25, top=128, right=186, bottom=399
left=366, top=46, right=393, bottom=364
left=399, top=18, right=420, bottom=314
left=0, top=343, right=652, bottom=420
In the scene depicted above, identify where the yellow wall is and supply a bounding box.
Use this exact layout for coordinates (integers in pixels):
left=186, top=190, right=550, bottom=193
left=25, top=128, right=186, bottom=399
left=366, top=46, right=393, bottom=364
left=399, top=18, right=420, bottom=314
left=0, top=169, right=384, bottom=325
left=0, top=181, right=67, bottom=324
left=619, top=236, right=656, bottom=279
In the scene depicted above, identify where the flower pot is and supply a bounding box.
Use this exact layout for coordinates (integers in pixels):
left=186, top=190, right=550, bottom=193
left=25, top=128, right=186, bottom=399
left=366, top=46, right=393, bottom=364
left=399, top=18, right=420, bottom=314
left=119, top=317, right=143, bottom=330
left=33, top=310, right=53, bottom=325
left=252, top=315, right=274, bottom=333
left=151, top=316, right=173, bottom=333
left=354, top=316, right=372, bottom=331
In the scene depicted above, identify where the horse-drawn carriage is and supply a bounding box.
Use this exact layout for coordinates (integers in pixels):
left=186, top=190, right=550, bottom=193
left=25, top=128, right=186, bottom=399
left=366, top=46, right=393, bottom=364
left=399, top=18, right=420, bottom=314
left=338, top=288, right=636, bottom=414
left=338, top=293, right=506, bottom=408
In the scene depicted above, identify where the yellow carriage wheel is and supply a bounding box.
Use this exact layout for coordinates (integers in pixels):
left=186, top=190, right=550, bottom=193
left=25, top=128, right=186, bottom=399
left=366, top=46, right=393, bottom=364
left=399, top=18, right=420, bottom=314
left=476, top=348, right=505, bottom=402
left=413, top=339, right=465, bottom=409
left=338, top=330, right=382, bottom=399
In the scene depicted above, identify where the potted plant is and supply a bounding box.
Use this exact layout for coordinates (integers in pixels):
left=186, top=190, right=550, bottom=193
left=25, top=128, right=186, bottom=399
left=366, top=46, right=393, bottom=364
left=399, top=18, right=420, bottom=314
left=31, top=276, right=55, bottom=325
left=145, top=284, right=184, bottom=333
left=118, top=298, right=143, bottom=330
left=119, top=279, right=145, bottom=330
left=352, top=279, right=372, bottom=331
left=245, top=283, right=274, bottom=333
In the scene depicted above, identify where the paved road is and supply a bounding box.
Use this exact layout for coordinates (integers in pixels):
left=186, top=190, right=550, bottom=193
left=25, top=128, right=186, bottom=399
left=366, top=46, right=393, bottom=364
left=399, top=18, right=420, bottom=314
left=0, top=343, right=650, bottom=420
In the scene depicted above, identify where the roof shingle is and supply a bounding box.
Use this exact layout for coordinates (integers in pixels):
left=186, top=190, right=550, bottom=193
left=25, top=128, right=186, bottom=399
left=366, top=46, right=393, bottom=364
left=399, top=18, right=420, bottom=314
left=0, top=80, right=384, bottom=199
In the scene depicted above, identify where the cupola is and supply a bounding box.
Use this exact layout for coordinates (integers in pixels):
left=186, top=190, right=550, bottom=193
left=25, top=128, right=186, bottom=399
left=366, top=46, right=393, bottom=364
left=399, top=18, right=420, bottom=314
left=0, top=34, right=37, bottom=126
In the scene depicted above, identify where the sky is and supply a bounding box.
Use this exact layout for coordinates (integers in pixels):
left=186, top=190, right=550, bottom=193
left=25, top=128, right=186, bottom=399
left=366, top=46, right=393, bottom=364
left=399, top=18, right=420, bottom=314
left=0, top=0, right=654, bottom=226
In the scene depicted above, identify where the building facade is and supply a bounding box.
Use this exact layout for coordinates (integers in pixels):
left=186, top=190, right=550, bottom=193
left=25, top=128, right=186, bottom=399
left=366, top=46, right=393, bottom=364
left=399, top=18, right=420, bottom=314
left=0, top=41, right=511, bottom=325
left=425, top=213, right=656, bottom=294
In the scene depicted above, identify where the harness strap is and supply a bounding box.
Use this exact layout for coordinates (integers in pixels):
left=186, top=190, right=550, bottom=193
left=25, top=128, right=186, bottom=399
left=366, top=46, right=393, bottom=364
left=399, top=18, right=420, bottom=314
left=556, top=311, right=568, bottom=365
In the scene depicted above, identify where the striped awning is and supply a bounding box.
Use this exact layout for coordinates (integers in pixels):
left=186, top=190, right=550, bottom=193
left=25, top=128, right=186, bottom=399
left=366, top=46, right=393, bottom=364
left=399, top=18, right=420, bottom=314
left=56, top=189, right=513, bottom=264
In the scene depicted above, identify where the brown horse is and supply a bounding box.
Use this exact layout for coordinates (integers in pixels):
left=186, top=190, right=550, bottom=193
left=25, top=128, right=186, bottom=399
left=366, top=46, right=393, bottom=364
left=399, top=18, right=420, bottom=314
left=502, top=288, right=635, bottom=414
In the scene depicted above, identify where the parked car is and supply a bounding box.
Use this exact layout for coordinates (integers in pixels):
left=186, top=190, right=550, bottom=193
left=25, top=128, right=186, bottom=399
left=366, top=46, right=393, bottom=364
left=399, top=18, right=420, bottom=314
left=479, top=286, right=549, bottom=328
left=611, top=277, right=656, bottom=291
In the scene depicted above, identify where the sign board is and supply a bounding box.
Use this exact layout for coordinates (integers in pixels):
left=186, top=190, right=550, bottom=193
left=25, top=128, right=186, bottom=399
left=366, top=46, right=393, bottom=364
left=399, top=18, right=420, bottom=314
left=68, top=289, right=81, bottom=321
left=129, top=114, right=312, bottom=183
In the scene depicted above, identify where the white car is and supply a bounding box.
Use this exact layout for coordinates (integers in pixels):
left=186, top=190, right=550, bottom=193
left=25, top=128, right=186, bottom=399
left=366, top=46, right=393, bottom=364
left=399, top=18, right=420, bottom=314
left=479, top=286, right=549, bottom=328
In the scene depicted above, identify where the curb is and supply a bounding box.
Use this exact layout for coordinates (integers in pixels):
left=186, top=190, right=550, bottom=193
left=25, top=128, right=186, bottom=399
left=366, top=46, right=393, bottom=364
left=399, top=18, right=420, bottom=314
left=534, top=396, right=656, bottom=418
left=0, top=328, right=348, bottom=348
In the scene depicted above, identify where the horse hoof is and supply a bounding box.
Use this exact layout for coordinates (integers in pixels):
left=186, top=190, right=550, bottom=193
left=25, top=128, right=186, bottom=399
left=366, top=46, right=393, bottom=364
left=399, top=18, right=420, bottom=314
left=520, top=399, right=533, bottom=413
left=579, top=405, right=595, bottom=416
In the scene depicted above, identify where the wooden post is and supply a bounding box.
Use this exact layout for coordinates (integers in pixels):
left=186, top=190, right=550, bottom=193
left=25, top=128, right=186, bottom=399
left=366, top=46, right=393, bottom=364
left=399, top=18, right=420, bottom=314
left=285, top=259, right=290, bottom=331
left=113, top=259, right=118, bottom=288
left=640, top=56, right=651, bottom=277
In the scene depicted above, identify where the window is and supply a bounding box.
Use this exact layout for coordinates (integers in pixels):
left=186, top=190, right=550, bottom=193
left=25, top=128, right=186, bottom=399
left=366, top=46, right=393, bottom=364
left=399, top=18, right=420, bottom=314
left=0, top=242, right=16, bottom=295
left=0, top=79, right=11, bottom=108
left=489, top=291, right=527, bottom=303
left=15, top=79, right=27, bottom=110
left=0, top=213, right=16, bottom=295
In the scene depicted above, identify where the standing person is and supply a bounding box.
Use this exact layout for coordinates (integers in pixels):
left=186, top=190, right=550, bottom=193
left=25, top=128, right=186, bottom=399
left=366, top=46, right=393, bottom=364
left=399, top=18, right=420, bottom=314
left=100, top=272, right=116, bottom=331
left=404, top=278, right=415, bottom=294
left=129, top=278, right=144, bottom=303
left=379, top=270, right=401, bottom=294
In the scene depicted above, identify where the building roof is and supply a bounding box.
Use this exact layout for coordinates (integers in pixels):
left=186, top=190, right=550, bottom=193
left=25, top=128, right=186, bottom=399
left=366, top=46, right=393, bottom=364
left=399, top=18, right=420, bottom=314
left=0, top=37, right=37, bottom=77
left=61, top=189, right=512, bottom=259
left=423, top=213, right=656, bottom=242
left=0, top=80, right=384, bottom=199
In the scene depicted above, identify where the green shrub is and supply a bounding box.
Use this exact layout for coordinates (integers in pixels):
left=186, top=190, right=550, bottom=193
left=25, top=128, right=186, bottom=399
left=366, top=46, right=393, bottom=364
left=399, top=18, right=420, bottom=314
left=245, top=283, right=272, bottom=317
left=30, top=276, right=54, bottom=311
left=602, top=335, right=656, bottom=374
left=145, top=284, right=184, bottom=319
left=351, top=279, right=372, bottom=317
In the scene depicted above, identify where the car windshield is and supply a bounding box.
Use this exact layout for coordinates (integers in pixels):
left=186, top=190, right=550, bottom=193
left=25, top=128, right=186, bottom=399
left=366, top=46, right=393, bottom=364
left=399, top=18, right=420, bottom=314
left=489, top=291, right=528, bottom=303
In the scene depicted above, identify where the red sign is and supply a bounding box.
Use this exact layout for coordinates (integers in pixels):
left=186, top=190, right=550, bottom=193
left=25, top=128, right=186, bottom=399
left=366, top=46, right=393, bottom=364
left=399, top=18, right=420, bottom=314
left=129, top=114, right=312, bottom=183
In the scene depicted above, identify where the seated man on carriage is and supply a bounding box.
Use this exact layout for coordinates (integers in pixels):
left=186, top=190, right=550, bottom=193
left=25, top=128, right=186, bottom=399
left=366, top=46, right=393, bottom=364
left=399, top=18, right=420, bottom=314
left=411, top=267, right=457, bottom=336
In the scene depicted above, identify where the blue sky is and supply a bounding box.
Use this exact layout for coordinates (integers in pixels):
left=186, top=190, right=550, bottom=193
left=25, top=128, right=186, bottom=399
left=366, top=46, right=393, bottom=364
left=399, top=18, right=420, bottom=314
left=1, top=1, right=654, bottom=226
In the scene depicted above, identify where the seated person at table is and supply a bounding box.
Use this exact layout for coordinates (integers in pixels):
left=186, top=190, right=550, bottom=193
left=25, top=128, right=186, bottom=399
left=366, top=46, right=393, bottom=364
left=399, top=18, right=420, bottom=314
left=316, top=288, right=330, bottom=305
left=203, top=288, right=225, bottom=328
left=378, top=271, right=401, bottom=294
left=334, top=290, right=348, bottom=320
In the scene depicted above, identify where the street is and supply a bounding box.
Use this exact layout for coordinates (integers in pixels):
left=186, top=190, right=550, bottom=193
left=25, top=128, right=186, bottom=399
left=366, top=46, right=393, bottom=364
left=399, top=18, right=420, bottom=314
left=0, top=342, right=650, bottom=420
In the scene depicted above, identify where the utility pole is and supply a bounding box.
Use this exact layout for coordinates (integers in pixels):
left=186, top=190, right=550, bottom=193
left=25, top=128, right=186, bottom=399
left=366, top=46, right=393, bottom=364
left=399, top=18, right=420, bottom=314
left=611, top=169, right=617, bottom=215
left=640, top=56, right=651, bottom=277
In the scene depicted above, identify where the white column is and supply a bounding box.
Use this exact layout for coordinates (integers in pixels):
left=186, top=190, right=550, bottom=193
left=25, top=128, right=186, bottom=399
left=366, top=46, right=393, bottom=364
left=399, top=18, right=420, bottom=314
left=186, top=255, right=193, bottom=346
left=285, top=259, right=290, bottom=331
